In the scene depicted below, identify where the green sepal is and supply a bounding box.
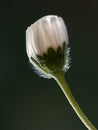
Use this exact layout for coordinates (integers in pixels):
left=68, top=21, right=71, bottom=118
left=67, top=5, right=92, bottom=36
left=35, top=42, right=66, bottom=74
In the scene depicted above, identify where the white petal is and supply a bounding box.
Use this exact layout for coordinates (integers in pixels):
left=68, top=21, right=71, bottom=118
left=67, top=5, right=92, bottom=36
left=26, top=15, right=69, bottom=57
left=58, top=17, right=69, bottom=45
left=26, top=28, right=36, bottom=58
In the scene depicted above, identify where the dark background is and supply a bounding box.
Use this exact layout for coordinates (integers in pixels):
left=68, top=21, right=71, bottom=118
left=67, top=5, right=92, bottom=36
left=0, top=0, right=98, bottom=130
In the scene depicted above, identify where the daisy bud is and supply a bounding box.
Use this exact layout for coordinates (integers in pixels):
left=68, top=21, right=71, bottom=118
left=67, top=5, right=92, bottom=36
left=26, top=15, right=70, bottom=78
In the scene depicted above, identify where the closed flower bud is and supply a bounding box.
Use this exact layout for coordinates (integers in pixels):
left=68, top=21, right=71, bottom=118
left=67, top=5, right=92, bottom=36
left=26, top=15, right=70, bottom=78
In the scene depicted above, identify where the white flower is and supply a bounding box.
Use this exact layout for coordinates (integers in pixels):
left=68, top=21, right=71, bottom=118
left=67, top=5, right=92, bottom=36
left=26, top=15, right=70, bottom=78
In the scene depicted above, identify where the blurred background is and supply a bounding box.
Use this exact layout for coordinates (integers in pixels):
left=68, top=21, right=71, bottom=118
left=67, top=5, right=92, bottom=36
left=0, top=0, right=98, bottom=130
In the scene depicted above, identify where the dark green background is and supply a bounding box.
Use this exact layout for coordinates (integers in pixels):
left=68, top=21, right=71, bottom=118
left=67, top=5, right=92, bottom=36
left=0, top=0, right=98, bottom=130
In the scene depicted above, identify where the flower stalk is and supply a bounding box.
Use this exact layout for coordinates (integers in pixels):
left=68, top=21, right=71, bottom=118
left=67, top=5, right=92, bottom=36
left=53, top=71, right=97, bottom=130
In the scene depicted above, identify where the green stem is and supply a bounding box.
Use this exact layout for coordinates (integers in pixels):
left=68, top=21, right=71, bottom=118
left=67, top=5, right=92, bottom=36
left=53, top=71, right=97, bottom=130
